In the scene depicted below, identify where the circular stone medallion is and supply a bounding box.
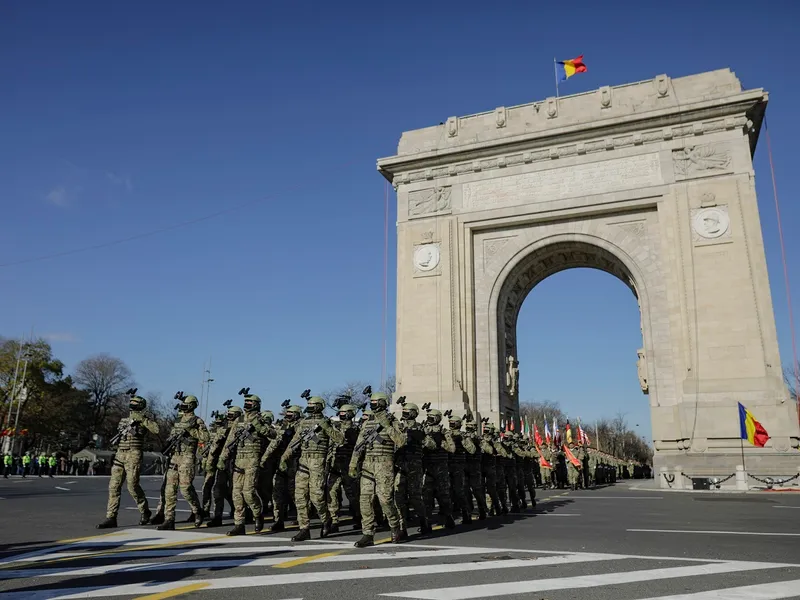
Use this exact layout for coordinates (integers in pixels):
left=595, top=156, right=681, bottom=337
left=413, top=244, right=440, bottom=272
left=693, top=207, right=730, bottom=239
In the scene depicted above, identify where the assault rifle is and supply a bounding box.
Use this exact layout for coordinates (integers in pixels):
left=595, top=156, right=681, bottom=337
left=109, top=420, right=138, bottom=447
left=161, top=428, right=189, bottom=458
left=288, top=424, right=322, bottom=452
left=353, top=424, right=384, bottom=454
left=224, top=421, right=257, bottom=453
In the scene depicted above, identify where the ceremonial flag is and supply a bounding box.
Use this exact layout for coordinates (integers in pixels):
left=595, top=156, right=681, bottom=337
left=539, top=454, right=553, bottom=469
left=738, top=402, right=769, bottom=447
left=534, top=422, right=543, bottom=446
left=557, top=55, right=587, bottom=81
left=565, top=420, right=573, bottom=444
left=544, top=418, right=551, bottom=445
left=500, top=416, right=505, bottom=432
left=553, top=417, right=559, bottom=445
left=563, top=444, right=581, bottom=467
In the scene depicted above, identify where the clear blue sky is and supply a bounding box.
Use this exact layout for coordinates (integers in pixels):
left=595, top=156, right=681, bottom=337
left=2, top=1, right=798, bottom=444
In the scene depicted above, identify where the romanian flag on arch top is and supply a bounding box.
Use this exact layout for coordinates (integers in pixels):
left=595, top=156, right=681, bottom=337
left=557, top=55, right=587, bottom=81
left=738, top=402, right=770, bottom=447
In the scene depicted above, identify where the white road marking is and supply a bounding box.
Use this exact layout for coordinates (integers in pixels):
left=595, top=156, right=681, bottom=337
left=380, top=561, right=797, bottom=599
left=534, top=513, right=581, bottom=516
left=0, top=553, right=621, bottom=597
left=0, top=546, right=515, bottom=579
left=569, top=495, right=663, bottom=499
left=628, top=528, right=800, bottom=537
left=65, top=481, right=77, bottom=485
left=13, top=479, right=33, bottom=483
left=125, top=506, right=191, bottom=513
left=773, top=505, right=800, bottom=509
left=55, top=486, right=70, bottom=491
left=637, top=578, right=800, bottom=599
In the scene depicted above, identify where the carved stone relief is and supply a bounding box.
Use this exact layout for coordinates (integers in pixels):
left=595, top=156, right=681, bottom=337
left=673, top=144, right=731, bottom=179
left=505, top=355, right=519, bottom=397
left=614, top=220, right=647, bottom=239
left=691, top=206, right=731, bottom=243
left=413, top=243, right=441, bottom=276
left=637, top=348, right=649, bottom=394
left=408, top=186, right=452, bottom=218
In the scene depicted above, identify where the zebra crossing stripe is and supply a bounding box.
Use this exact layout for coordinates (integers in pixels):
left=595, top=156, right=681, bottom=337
left=0, top=553, right=619, bottom=598
left=638, top=579, right=800, bottom=600
left=380, top=560, right=797, bottom=599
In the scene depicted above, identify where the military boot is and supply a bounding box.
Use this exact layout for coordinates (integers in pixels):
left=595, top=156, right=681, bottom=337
left=444, top=515, right=456, bottom=529
left=328, top=522, right=340, bottom=534
left=520, top=500, right=528, bottom=511
left=150, top=511, right=165, bottom=525
left=206, top=516, right=223, bottom=527
left=320, top=519, right=332, bottom=539
left=194, top=512, right=204, bottom=528
left=254, top=515, right=264, bottom=533
left=139, top=509, right=152, bottom=526
left=478, top=508, right=487, bottom=521
left=395, top=528, right=409, bottom=543
left=418, top=518, right=432, bottom=535
left=184, top=512, right=196, bottom=523
left=157, top=520, right=175, bottom=531
left=96, top=517, right=117, bottom=529
left=354, top=534, right=374, bottom=548
left=462, top=510, right=472, bottom=524
left=269, top=520, right=285, bottom=533
left=291, top=528, right=311, bottom=542
left=226, top=524, right=246, bottom=536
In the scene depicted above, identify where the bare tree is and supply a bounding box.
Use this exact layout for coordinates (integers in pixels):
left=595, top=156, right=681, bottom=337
left=73, top=354, right=135, bottom=433
left=321, top=380, right=372, bottom=412
left=144, top=390, right=176, bottom=452
left=784, top=362, right=799, bottom=404
left=381, top=375, right=396, bottom=396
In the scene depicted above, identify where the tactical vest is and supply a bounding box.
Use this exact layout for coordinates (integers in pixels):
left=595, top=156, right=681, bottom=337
left=268, top=423, right=295, bottom=461
left=448, top=430, right=466, bottom=465
left=362, top=418, right=395, bottom=458
left=117, top=413, right=148, bottom=452
left=398, top=420, right=425, bottom=462
left=297, top=414, right=330, bottom=457
left=208, top=425, right=231, bottom=461
left=464, top=432, right=482, bottom=465
left=231, top=414, right=266, bottom=459
left=480, top=438, right=496, bottom=468
left=171, top=415, right=201, bottom=456
left=423, top=425, right=449, bottom=464
left=333, top=421, right=358, bottom=462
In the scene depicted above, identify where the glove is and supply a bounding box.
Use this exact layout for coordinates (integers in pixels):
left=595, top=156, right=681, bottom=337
left=348, top=466, right=358, bottom=478
left=279, top=460, right=288, bottom=472
left=375, top=411, right=390, bottom=426
left=217, top=459, right=226, bottom=470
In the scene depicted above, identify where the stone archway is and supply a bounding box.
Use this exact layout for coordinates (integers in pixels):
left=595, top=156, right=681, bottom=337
left=493, top=238, right=644, bottom=421
left=379, top=68, right=800, bottom=477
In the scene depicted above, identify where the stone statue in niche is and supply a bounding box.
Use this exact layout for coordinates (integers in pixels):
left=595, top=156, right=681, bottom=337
left=637, top=348, right=649, bottom=394
left=505, top=355, right=519, bottom=397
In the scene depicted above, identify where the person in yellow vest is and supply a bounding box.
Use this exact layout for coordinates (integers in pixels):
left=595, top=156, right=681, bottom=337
left=38, top=453, right=47, bottom=477
left=21, top=453, right=31, bottom=477
left=3, top=453, right=11, bottom=478
left=48, top=455, right=57, bottom=477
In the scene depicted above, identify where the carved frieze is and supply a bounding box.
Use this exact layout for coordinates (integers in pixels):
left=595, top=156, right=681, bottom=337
left=408, top=186, right=452, bottom=218
left=613, top=220, right=647, bottom=239
left=673, top=144, right=732, bottom=180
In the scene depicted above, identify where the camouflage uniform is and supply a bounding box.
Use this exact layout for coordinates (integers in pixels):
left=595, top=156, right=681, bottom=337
left=327, top=404, right=361, bottom=530
left=281, top=396, right=343, bottom=541
left=261, top=406, right=300, bottom=531
left=566, top=445, right=581, bottom=489
left=496, top=436, right=520, bottom=512
left=463, top=420, right=487, bottom=519
left=540, top=445, right=553, bottom=488
left=480, top=425, right=505, bottom=515
left=160, top=395, right=209, bottom=529
left=517, top=439, right=537, bottom=506
left=257, top=410, right=278, bottom=518
left=349, top=392, right=406, bottom=547
left=393, top=402, right=430, bottom=538
left=422, top=409, right=456, bottom=528
left=447, top=414, right=475, bottom=523
left=219, top=396, right=272, bottom=536
left=97, top=395, right=159, bottom=528
left=201, top=414, right=233, bottom=525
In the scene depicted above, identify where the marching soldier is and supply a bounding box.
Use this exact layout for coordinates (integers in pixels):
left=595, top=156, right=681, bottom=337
left=280, top=395, right=343, bottom=541
left=394, top=400, right=430, bottom=539
left=219, top=391, right=271, bottom=536
left=204, top=407, right=238, bottom=527
left=327, top=403, right=361, bottom=532
left=446, top=412, right=474, bottom=523
left=462, top=418, right=487, bottom=520
left=97, top=391, right=159, bottom=528
left=480, top=424, right=505, bottom=515
left=497, top=431, right=520, bottom=512
left=349, top=392, right=406, bottom=547
left=157, top=393, right=209, bottom=531
left=201, top=410, right=228, bottom=524
left=257, top=409, right=277, bottom=519
left=517, top=436, right=537, bottom=506
left=261, top=404, right=302, bottom=532
left=422, top=408, right=456, bottom=529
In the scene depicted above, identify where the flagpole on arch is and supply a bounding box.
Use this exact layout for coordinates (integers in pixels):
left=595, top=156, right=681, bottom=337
left=553, top=57, right=560, bottom=98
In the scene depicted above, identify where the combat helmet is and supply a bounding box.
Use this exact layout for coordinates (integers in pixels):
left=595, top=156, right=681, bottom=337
left=284, top=405, right=303, bottom=421
left=129, top=395, right=147, bottom=412
left=243, top=394, right=261, bottom=413
left=401, top=402, right=419, bottom=420
left=369, top=392, right=389, bottom=412
left=448, top=413, right=463, bottom=429
left=180, top=395, right=199, bottom=413
left=338, top=404, right=357, bottom=420
left=426, top=408, right=443, bottom=425
left=361, top=408, right=373, bottom=422
left=227, top=405, right=244, bottom=421
left=260, top=410, right=274, bottom=425
left=305, top=396, right=325, bottom=415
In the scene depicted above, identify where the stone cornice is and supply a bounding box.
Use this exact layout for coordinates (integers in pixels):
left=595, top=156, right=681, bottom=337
left=378, top=91, right=765, bottom=186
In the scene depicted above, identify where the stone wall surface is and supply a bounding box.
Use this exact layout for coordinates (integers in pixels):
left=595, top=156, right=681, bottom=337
left=378, top=68, right=800, bottom=475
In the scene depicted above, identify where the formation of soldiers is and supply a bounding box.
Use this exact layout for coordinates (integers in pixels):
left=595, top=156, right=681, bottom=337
left=96, top=387, right=645, bottom=547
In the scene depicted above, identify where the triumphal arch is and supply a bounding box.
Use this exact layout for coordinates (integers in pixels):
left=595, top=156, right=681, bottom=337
left=378, top=69, right=800, bottom=476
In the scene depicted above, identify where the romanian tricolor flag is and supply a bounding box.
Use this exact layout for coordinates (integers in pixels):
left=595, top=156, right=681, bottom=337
left=557, top=55, right=587, bottom=81
left=738, top=402, right=769, bottom=447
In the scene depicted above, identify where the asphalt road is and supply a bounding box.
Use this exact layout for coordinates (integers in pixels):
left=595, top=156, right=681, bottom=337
left=2, top=475, right=800, bottom=599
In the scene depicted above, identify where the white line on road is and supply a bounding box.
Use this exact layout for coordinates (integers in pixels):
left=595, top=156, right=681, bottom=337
left=533, top=513, right=581, bottom=516
left=634, top=579, right=800, bottom=600
left=54, top=486, right=70, bottom=491
left=0, top=553, right=622, bottom=597
left=125, top=506, right=190, bottom=513
left=13, top=479, right=32, bottom=483
left=380, top=561, right=797, bottom=599
left=628, top=528, right=800, bottom=537
left=569, top=496, right=663, bottom=499
left=65, top=481, right=77, bottom=485
left=773, top=505, right=800, bottom=509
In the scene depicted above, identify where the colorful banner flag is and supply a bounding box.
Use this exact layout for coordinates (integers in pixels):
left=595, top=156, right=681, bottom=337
left=557, top=55, right=587, bottom=81
left=738, top=402, right=769, bottom=447
left=544, top=418, right=551, bottom=445
left=534, top=422, right=543, bottom=446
